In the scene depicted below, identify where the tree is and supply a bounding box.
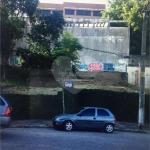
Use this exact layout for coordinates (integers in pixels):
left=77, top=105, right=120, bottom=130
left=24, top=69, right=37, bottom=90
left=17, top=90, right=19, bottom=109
left=52, top=31, right=83, bottom=64
left=102, top=0, right=150, bottom=55
left=17, top=15, right=83, bottom=71
left=0, top=0, right=39, bottom=80
left=51, top=31, right=83, bottom=113
left=17, top=12, right=66, bottom=70
left=17, top=20, right=83, bottom=114
left=52, top=33, right=83, bottom=78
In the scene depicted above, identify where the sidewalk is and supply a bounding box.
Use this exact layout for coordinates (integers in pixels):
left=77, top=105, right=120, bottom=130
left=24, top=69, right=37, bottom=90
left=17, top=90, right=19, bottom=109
left=10, top=120, right=150, bottom=134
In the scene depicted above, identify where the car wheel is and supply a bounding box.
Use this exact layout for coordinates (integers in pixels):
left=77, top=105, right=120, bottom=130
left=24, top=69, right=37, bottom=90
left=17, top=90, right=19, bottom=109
left=105, top=124, right=114, bottom=133
left=64, top=121, right=73, bottom=131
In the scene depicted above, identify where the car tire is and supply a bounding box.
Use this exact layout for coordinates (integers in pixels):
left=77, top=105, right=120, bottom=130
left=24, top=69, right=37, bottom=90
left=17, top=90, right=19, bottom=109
left=104, top=123, right=114, bottom=133
left=63, top=121, right=73, bottom=131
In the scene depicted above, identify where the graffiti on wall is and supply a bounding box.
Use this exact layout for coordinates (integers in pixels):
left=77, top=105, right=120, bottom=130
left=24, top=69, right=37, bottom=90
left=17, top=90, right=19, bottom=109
left=77, top=63, right=115, bottom=71
left=77, top=64, right=88, bottom=71
left=102, top=63, right=114, bottom=71
left=7, top=56, right=24, bottom=66
left=88, top=63, right=103, bottom=71
left=13, top=57, right=24, bottom=65
left=0, top=55, right=24, bottom=66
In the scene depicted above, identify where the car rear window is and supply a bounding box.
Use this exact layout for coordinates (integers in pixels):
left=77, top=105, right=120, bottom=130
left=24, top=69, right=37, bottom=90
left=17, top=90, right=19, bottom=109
left=0, top=98, right=5, bottom=106
left=97, top=109, right=110, bottom=116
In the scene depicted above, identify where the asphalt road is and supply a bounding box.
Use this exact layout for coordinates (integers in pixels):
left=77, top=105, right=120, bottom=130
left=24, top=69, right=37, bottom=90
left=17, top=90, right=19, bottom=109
left=0, top=128, right=150, bottom=150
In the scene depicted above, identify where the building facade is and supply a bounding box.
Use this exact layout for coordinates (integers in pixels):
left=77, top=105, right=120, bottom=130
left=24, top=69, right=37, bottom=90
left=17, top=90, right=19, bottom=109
left=38, top=2, right=106, bottom=18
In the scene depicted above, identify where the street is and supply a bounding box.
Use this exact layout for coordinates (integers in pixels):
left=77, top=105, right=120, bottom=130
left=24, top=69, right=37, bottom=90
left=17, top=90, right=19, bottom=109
left=0, top=128, right=149, bottom=150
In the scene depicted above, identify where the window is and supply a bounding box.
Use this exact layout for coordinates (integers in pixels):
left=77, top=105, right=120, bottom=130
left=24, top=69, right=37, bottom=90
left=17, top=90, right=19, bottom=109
left=52, top=10, right=63, bottom=15
left=97, top=109, right=110, bottom=116
left=0, top=98, right=5, bottom=106
left=65, top=9, right=75, bottom=15
left=81, top=109, right=95, bottom=116
left=93, top=11, right=102, bottom=17
left=41, top=10, right=50, bottom=15
left=76, top=10, right=91, bottom=16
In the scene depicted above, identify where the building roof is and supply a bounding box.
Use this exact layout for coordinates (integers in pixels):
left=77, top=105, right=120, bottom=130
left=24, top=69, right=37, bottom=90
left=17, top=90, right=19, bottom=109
left=38, top=3, right=63, bottom=10
left=64, top=2, right=105, bottom=10
left=38, top=2, right=105, bottom=10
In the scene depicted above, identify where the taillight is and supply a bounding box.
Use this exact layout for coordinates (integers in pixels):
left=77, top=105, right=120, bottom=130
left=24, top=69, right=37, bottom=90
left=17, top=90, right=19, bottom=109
left=4, top=107, right=11, bottom=116
left=114, top=118, right=116, bottom=122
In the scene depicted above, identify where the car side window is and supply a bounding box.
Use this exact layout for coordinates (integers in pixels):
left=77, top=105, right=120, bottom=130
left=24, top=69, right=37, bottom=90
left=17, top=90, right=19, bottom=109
left=0, top=98, right=5, bottom=106
left=97, top=109, right=110, bottom=116
left=81, top=109, right=95, bottom=116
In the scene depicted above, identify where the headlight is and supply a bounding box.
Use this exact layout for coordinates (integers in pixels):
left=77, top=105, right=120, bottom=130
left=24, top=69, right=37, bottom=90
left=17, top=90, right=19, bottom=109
left=55, top=118, right=59, bottom=121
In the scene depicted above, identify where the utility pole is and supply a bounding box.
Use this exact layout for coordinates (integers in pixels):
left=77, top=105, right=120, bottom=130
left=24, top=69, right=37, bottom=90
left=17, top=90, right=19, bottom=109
left=138, top=1, right=150, bottom=130
left=62, top=73, right=65, bottom=114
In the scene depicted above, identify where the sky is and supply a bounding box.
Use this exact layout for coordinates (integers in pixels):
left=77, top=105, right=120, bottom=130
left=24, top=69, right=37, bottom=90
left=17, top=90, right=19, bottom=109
left=39, top=0, right=108, bottom=4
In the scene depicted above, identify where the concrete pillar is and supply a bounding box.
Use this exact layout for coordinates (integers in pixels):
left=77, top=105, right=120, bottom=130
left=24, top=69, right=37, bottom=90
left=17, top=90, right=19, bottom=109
left=91, top=11, right=93, bottom=17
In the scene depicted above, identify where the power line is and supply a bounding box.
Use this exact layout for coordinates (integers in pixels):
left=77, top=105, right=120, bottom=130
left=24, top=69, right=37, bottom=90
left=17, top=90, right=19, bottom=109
left=83, top=47, right=150, bottom=58
left=83, top=46, right=125, bottom=56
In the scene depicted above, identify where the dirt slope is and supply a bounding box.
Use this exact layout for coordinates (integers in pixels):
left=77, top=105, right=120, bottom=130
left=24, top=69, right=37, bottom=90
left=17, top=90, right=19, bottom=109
left=1, top=66, right=149, bottom=94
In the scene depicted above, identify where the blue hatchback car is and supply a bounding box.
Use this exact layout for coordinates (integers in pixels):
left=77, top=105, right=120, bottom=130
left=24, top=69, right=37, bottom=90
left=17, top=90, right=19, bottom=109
left=52, top=107, right=116, bottom=133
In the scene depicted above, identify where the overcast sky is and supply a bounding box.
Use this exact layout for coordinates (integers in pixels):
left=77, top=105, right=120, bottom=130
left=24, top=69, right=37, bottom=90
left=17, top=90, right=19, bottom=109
left=39, top=0, right=108, bottom=4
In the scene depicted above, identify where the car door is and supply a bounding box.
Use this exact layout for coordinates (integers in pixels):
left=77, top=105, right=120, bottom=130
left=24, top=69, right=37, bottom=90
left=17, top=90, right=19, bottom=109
left=95, top=108, right=111, bottom=128
left=75, top=108, right=96, bottom=128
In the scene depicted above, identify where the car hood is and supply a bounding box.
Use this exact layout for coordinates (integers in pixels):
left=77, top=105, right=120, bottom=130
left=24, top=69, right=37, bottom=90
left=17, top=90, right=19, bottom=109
left=54, top=114, right=75, bottom=119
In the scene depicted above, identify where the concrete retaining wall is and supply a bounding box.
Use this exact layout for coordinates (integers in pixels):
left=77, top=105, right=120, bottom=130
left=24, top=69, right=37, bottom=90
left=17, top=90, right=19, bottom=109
left=64, top=25, right=129, bottom=67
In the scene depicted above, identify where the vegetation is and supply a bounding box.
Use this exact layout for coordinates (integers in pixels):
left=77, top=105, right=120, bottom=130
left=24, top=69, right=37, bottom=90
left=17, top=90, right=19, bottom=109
left=16, top=11, right=65, bottom=70
left=52, top=31, right=83, bottom=63
left=52, top=31, right=83, bottom=75
left=102, top=0, right=150, bottom=55
left=1, top=0, right=83, bottom=79
left=0, top=0, right=39, bottom=80
left=3, top=91, right=150, bottom=122
left=17, top=13, right=83, bottom=71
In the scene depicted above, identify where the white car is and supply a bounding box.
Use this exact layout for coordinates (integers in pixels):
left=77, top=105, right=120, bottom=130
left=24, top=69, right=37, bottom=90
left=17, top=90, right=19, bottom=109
left=0, top=95, right=12, bottom=128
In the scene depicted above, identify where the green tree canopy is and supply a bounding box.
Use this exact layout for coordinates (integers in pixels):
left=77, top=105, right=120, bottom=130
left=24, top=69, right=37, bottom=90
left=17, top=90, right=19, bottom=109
left=1, top=0, right=39, bottom=80
left=102, top=0, right=150, bottom=55
left=52, top=31, right=83, bottom=74
left=27, top=12, right=66, bottom=56
left=17, top=12, right=66, bottom=69
left=52, top=31, right=83, bottom=63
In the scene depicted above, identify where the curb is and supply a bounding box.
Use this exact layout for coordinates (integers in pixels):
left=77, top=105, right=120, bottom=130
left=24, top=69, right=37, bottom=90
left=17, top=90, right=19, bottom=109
left=10, top=123, right=52, bottom=128
left=114, top=128, right=150, bottom=134
left=10, top=124, right=150, bottom=134
left=10, top=125, right=51, bottom=128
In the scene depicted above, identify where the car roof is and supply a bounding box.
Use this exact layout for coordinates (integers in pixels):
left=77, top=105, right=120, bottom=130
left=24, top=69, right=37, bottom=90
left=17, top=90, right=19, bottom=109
left=83, top=107, right=108, bottom=110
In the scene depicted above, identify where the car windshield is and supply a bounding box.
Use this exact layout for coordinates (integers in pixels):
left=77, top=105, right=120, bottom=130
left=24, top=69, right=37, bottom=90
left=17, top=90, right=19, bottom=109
left=71, top=107, right=85, bottom=114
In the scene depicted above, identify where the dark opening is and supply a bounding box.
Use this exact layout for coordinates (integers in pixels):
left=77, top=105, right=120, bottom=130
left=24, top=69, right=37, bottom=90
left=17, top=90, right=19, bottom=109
left=76, top=10, right=91, bottom=16
left=93, top=11, right=102, bottom=17
left=52, top=10, right=63, bottom=14
left=65, top=9, right=75, bottom=15
left=41, top=10, right=50, bottom=15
